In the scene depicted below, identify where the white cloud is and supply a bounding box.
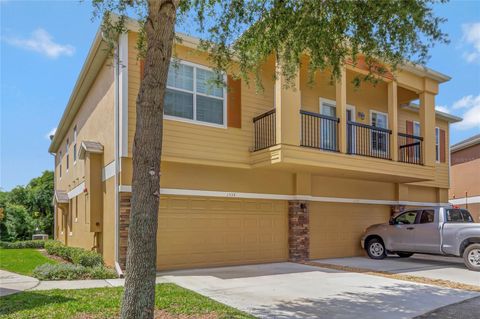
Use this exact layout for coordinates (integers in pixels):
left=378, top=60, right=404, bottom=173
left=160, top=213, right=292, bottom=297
left=45, top=127, right=57, bottom=140
left=5, top=28, right=75, bottom=59
left=452, top=94, right=480, bottom=109
left=451, top=94, right=480, bottom=131
left=435, top=105, right=449, bottom=113
left=461, top=23, right=480, bottom=63
left=455, top=104, right=480, bottom=131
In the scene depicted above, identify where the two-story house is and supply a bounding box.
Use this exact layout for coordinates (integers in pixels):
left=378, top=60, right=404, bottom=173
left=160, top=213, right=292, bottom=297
left=49, top=20, right=461, bottom=272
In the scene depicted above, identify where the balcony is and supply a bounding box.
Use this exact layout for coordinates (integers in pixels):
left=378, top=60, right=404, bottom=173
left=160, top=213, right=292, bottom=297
left=253, top=109, right=276, bottom=151
left=251, top=109, right=433, bottom=183
left=254, top=109, right=425, bottom=164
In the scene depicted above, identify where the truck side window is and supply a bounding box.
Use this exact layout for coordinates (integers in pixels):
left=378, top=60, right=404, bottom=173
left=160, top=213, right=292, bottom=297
left=419, top=210, right=435, bottom=224
left=394, top=211, right=418, bottom=225
left=461, top=210, right=474, bottom=223
left=446, top=209, right=473, bottom=223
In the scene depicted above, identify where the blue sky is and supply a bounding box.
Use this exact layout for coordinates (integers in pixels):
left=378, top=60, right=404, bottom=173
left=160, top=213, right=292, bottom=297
left=1, top=0, right=479, bottom=191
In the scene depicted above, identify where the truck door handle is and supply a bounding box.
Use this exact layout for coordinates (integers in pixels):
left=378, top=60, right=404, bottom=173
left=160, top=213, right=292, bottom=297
left=406, top=227, right=415, bottom=230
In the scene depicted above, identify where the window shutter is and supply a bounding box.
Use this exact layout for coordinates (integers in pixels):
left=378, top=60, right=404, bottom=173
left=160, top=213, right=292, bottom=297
left=406, top=120, right=413, bottom=135
left=140, top=59, right=145, bottom=81
left=227, top=75, right=241, bottom=128
left=440, top=129, right=446, bottom=163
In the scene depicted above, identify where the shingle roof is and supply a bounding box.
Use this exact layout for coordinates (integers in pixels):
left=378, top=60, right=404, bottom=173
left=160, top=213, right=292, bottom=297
left=78, top=141, right=104, bottom=159
left=451, top=134, right=480, bottom=152
left=54, top=190, right=69, bottom=204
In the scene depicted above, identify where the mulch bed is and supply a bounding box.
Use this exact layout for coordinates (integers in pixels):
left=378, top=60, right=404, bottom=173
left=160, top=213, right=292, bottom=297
left=304, top=261, right=480, bottom=292
left=37, top=249, right=69, bottom=264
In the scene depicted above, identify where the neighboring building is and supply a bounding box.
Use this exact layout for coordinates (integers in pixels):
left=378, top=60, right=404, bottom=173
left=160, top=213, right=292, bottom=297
left=49, top=20, right=462, bottom=272
left=449, top=134, right=480, bottom=222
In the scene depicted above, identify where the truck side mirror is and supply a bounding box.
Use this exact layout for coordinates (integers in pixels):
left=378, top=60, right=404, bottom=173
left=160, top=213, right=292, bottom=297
left=389, top=218, right=394, bottom=225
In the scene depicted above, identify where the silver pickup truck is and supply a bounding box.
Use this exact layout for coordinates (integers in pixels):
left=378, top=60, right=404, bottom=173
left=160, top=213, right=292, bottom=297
left=361, top=207, right=480, bottom=271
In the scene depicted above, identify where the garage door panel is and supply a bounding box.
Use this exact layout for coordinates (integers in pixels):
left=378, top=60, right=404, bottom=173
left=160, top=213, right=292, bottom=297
left=156, top=196, right=288, bottom=270
left=310, top=202, right=390, bottom=259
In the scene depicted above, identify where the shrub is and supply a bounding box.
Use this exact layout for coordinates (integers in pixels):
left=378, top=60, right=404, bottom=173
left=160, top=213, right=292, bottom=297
left=32, top=263, right=117, bottom=280
left=44, top=241, right=104, bottom=267
left=70, top=249, right=103, bottom=268
left=33, top=263, right=88, bottom=280
left=0, top=239, right=47, bottom=249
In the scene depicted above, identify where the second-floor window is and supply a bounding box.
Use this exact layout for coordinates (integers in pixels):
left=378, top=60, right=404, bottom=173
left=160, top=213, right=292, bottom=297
left=73, top=126, right=77, bottom=164
left=165, top=61, right=225, bottom=126
left=435, top=127, right=440, bottom=162
left=66, top=139, right=69, bottom=171
left=59, top=151, right=62, bottom=178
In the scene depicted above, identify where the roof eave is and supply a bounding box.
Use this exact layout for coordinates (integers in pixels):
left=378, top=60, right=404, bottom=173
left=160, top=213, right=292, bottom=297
left=399, top=62, right=451, bottom=83
left=48, top=28, right=110, bottom=153
left=401, top=103, right=463, bottom=123
left=451, top=135, right=480, bottom=152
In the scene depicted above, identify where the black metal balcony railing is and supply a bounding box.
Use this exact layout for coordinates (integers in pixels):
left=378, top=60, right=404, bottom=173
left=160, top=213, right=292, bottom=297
left=347, top=121, right=392, bottom=160
left=300, top=110, right=339, bottom=152
left=398, top=133, right=423, bottom=165
left=253, top=109, right=276, bottom=151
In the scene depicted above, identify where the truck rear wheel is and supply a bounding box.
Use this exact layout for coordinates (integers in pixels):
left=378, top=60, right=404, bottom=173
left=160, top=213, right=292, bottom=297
left=463, top=244, right=480, bottom=271
left=366, top=238, right=387, bottom=260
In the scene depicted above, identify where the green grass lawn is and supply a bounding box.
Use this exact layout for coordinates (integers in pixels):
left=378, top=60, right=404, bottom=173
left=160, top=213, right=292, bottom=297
left=0, top=283, right=254, bottom=319
left=0, top=248, right=57, bottom=276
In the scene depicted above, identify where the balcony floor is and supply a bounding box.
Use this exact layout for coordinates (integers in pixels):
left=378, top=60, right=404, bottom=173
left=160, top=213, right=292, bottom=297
left=250, top=144, right=435, bottom=183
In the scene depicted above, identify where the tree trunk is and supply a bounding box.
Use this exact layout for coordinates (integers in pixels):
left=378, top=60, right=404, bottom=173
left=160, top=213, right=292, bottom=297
left=120, top=1, right=178, bottom=318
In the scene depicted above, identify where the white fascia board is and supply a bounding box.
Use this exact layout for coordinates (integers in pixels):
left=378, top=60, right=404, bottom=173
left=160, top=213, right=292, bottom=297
left=118, top=186, right=449, bottom=207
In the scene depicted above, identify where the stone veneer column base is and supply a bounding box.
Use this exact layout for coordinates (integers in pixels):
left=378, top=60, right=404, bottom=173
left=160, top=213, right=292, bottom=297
left=119, top=193, right=132, bottom=269
left=288, top=200, right=309, bottom=262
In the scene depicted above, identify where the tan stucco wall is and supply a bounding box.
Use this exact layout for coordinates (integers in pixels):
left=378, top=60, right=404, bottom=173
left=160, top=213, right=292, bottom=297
left=55, top=58, right=115, bottom=192
left=102, top=177, right=116, bottom=267
left=52, top=57, right=115, bottom=257
left=65, top=192, right=96, bottom=251
left=311, top=175, right=396, bottom=200
left=450, top=157, right=480, bottom=199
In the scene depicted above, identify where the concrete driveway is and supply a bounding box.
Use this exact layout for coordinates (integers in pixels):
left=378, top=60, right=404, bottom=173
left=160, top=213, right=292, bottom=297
left=160, top=262, right=478, bottom=319
left=314, top=254, right=480, bottom=287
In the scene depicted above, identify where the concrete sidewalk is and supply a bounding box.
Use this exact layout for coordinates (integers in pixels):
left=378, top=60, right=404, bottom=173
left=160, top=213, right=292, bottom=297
left=30, top=276, right=170, bottom=291
left=0, top=270, right=39, bottom=297
left=0, top=270, right=171, bottom=295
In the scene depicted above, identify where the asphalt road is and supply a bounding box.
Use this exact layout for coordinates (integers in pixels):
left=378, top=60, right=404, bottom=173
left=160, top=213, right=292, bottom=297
left=415, top=296, right=480, bottom=319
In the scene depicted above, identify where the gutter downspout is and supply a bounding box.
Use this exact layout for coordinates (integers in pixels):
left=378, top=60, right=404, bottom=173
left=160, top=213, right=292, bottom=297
left=108, top=31, right=122, bottom=277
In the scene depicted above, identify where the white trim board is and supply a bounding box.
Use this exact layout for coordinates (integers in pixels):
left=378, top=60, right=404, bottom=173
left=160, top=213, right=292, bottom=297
left=102, top=161, right=116, bottom=181
left=450, top=196, right=480, bottom=205
left=118, top=186, right=449, bottom=207
left=119, top=32, right=129, bottom=158
left=68, top=182, right=86, bottom=199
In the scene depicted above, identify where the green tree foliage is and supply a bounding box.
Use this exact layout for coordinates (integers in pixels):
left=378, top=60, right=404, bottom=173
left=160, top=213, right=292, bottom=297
left=0, top=171, right=54, bottom=241
left=2, top=204, right=35, bottom=241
